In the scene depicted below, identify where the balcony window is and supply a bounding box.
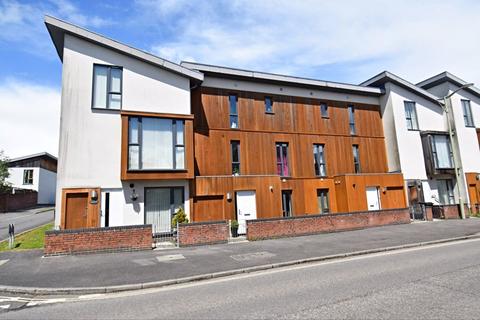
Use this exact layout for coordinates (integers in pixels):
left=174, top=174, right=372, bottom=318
left=128, top=117, right=185, bottom=170
left=229, top=94, right=239, bottom=128
left=313, top=144, right=327, bottom=176
left=462, top=100, right=474, bottom=127
left=431, top=135, right=453, bottom=169
left=231, top=140, right=240, bottom=175
left=404, top=101, right=419, bottom=130
left=348, top=105, right=356, bottom=135
left=92, top=64, right=122, bottom=109
left=276, top=142, right=289, bottom=177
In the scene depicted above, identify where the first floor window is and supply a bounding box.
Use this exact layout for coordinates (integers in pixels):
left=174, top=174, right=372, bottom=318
left=92, top=64, right=122, bottom=109
left=462, top=100, right=474, bottom=127
left=276, top=142, right=289, bottom=176
left=229, top=94, right=239, bottom=128
left=128, top=117, right=185, bottom=170
left=437, top=179, right=455, bottom=205
left=352, top=144, right=361, bottom=173
left=348, top=105, right=356, bottom=135
left=23, top=169, right=33, bottom=185
left=320, top=103, right=329, bottom=118
left=404, top=101, right=419, bottom=130
left=313, top=144, right=327, bottom=176
left=282, top=190, right=293, bottom=217
left=231, top=140, right=240, bottom=175
left=431, top=135, right=453, bottom=169
left=145, top=187, right=184, bottom=234
left=265, top=96, right=273, bottom=113
left=317, top=189, right=330, bottom=214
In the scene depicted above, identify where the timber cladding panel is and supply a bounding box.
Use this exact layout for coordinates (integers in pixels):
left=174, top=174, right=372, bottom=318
left=44, top=225, right=152, bottom=256
left=246, top=208, right=410, bottom=240
left=466, top=172, right=480, bottom=213
left=177, top=221, right=229, bottom=246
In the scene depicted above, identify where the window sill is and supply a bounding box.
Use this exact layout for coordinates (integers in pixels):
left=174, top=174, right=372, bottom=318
left=465, top=125, right=476, bottom=128
left=265, top=111, right=275, bottom=115
left=321, top=116, right=329, bottom=119
left=407, top=129, right=420, bottom=132
left=92, top=107, right=121, bottom=112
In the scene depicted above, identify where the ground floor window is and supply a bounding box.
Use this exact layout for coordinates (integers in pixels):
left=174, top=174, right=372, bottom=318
left=282, top=190, right=293, bottom=217
left=437, top=179, right=455, bottom=205
left=317, top=189, right=330, bottom=214
left=145, top=187, right=184, bottom=234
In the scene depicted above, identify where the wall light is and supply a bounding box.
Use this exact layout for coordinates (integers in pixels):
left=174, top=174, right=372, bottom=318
left=269, top=186, right=274, bottom=192
left=129, top=183, right=138, bottom=202
left=90, top=190, right=98, bottom=204
left=226, top=192, right=232, bottom=201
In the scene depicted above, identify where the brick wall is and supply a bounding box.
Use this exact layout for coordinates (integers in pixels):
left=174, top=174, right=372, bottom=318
left=432, top=205, right=461, bottom=219
left=0, top=190, right=37, bottom=213
left=246, top=208, right=410, bottom=241
left=178, top=221, right=229, bottom=247
left=44, top=225, right=152, bottom=256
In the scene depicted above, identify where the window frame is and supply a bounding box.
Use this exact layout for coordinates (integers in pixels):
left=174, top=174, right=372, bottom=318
left=276, top=142, right=290, bottom=177
left=404, top=101, right=419, bottom=131
left=231, top=140, right=241, bottom=175
left=431, top=134, right=454, bottom=169
left=317, top=189, right=330, bottom=214
left=281, top=190, right=293, bottom=217
left=23, top=169, right=33, bottom=185
left=348, top=105, right=356, bottom=135
left=265, top=96, right=274, bottom=114
left=437, top=179, right=455, bottom=205
left=461, top=99, right=474, bottom=127
left=127, top=116, right=186, bottom=171
left=313, top=144, right=327, bottom=177
left=91, top=64, right=123, bottom=110
left=229, top=94, right=239, bottom=129
left=320, top=102, right=329, bottom=118
left=352, top=144, right=361, bottom=173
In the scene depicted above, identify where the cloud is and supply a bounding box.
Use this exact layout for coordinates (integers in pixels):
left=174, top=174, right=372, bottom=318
left=143, top=0, right=480, bottom=85
left=0, top=79, right=60, bottom=158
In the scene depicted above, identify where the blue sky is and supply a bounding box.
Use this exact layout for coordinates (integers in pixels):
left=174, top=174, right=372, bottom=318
left=1, top=0, right=480, bottom=158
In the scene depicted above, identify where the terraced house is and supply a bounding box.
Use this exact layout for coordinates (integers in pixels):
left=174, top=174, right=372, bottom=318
left=45, top=16, right=478, bottom=235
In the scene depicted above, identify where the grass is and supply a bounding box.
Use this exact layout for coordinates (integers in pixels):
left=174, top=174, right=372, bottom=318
left=0, top=222, right=54, bottom=251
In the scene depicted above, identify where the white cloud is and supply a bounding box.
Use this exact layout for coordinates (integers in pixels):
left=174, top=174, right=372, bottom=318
left=145, top=0, right=480, bottom=85
left=0, top=79, right=60, bottom=158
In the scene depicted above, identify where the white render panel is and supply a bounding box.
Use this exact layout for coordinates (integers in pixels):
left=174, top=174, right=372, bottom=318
left=379, top=84, right=400, bottom=172
left=37, top=168, right=56, bottom=204
left=7, top=167, right=39, bottom=191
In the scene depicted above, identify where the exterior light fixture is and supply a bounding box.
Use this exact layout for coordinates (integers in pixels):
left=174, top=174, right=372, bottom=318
left=90, top=190, right=98, bottom=204
left=269, top=186, right=274, bottom=192
left=226, top=192, right=232, bottom=201
left=129, top=183, right=138, bottom=202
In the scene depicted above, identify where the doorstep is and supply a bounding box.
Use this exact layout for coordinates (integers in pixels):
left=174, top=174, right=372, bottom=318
left=228, top=235, right=248, bottom=244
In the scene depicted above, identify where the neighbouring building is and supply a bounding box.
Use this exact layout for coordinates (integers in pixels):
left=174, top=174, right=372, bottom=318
left=7, top=152, right=57, bottom=205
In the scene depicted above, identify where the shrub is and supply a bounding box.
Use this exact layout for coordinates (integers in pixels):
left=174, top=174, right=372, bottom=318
left=172, top=207, right=189, bottom=228
left=231, top=220, right=239, bottom=229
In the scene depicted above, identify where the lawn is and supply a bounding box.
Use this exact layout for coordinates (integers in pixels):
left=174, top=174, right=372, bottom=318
left=0, top=222, right=54, bottom=251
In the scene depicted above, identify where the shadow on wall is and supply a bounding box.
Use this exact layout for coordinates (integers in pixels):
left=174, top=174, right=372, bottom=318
left=122, top=182, right=142, bottom=214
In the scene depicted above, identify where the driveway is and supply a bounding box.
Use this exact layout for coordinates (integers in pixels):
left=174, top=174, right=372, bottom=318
left=0, top=207, right=54, bottom=241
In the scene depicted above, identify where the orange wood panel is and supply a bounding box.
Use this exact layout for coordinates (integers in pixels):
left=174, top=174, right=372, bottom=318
left=61, top=188, right=100, bottom=229
left=466, top=172, right=480, bottom=212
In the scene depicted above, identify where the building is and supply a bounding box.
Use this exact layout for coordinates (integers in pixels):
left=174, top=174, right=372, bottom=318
left=362, top=71, right=480, bottom=217
left=45, top=16, right=407, bottom=233
left=7, top=152, right=57, bottom=205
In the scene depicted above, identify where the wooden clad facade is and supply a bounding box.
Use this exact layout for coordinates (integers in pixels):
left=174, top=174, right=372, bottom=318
left=466, top=172, right=480, bottom=214
left=192, top=87, right=407, bottom=222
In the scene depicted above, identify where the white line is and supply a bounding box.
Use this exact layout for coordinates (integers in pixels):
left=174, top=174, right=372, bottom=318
left=0, top=304, right=10, bottom=309
left=0, top=260, right=9, bottom=267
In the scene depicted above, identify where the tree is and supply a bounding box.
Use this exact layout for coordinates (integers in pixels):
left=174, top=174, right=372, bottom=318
left=0, top=150, right=11, bottom=192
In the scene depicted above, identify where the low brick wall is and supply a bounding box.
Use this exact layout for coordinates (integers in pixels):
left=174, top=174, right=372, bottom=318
left=178, top=221, right=229, bottom=247
left=432, top=205, right=461, bottom=219
left=246, top=208, right=410, bottom=241
left=0, top=190, right=37, bottom=213
left=425, top=206, right=433, bottom=221
left=44, top=225, right=153, bottom=256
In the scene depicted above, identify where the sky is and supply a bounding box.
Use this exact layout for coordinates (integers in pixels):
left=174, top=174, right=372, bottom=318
left=0, top=0, right=479, bottom=158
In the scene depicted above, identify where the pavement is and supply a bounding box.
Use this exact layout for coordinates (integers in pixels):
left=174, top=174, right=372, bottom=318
left=2, top=236, right=480, bottom=318
left=0, top=218, right=479, bottom=295
left=0, top=207, right=54, bottom=241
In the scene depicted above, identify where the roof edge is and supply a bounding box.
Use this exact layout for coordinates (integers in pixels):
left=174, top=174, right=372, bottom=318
left=417, top=71, right=480, bottom=98
left=9, top=152, right=58, bottom=163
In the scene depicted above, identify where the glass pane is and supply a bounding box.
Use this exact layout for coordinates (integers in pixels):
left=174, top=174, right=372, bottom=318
left=142, top=118, right=173, bottom=169
left=265, top=97, right=272, bottom=112
left=175, top=146, right=185, bottom=169
left=229, top=95, right=237, bottom=114
left=110, top=68, right=122, bottom=92
left=230, top=115, right=238, bottom=128
left=128, top=145, right=139, bottom=170
left=108, top=93, right=121, bottom=109
left=173, top=188, right=183, bottom=209
left=232, top=163, right=240, bottom=175
left=231, top=142, right=239, bottom=162
left=321, top=103, right=328, bottom=117
left=176, top=121, right=184, bottom=145
left=434, top=136, right=452, bottom=168
left=437, top=180, right=448, bottom=205
left=93, top=66, right=108, bottom=108
left=129, top=118, right=138, bottom=144
left=145, top=188, right=172, bottom=233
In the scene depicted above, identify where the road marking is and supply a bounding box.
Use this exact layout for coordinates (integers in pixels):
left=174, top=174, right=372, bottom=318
left=0, top=304, right=10, bottom=309
left=0, top=260, right=9, bottom=267
left=230, top=251, right=276, bottom=261
left=132, top=258, right=157, bottom=266
left=78, top=294, right=104, bottom=299
left=156, top=254, right=185, bottom=262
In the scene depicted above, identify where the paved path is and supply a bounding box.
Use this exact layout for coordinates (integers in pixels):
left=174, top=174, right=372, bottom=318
left=0, top=207, right=54, bottom=241
left=2, top=237, right=480, bottom=318
left=0, top=219, right=479, bottom=289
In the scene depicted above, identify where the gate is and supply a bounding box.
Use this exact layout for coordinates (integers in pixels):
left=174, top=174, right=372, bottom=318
left=410, top=203, right=426, bottom=220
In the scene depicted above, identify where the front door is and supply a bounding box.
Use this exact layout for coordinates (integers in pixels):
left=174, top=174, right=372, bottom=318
left=145, top=187, right=183, bottom=235
left=366, top=187, right=381, bottom=211
left=236, top=191, right=257, bottom=234
left=65, top=192, right=89, bottom=229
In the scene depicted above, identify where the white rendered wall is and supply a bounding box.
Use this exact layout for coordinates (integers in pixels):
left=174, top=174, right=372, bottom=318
left=54, top=34, right=191, bottom=228
left=7, top=167, right=39, bottom=191
left=37, top=168, right=56, bottom=204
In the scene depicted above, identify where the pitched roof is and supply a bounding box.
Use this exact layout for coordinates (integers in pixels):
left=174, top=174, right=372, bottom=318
left=8, top=152, right=57, bottom=163
left=181, top=61, right=383, bottom=96
left=417, top=71, right=480, bottom=99
left=361, top=71, right=442, bottom=105
left=44, top=16, right=203, bottom=81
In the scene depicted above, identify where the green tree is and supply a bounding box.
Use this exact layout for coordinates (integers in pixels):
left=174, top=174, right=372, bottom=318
left=0, top=150, right=11, bottom=192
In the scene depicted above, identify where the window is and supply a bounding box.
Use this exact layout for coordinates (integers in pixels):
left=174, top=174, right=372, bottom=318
left=276, top=143, right=289, bottom=176
left=320, top=103, right=329, bottom=118
left=462, top=100, right=474, bottom=127
left=145, top=187, right=184, bottom=234
left=313, top=144, right=327, bottom=176
left=348, top=105, right=356, bottom=135
left=282, top=190, right=293, bottom=217
left=437, top=179, right=455, bottom=205
left=431, top=135, right=453, bottom=169
left=229, top=94, right=239, bottom=128
left=231, top=141, right=240, bottom=175
left=317, top=189, right=330, bottom=214
left=92, top=64, right=122, bottom=109
left=265, top=96, right=273, bottom=113
left=128, top=117, right=185, bottom=170
left=352, top=144, right=361, bottom=173
left=23, top=169, right=33, bottom=185
left=404, top=101, right=419, bottom=130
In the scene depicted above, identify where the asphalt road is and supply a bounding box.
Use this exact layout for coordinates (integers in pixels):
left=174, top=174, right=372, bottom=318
left=3, top=238, right=480, bottom=319
left=0, top=207, right=54, bottom=241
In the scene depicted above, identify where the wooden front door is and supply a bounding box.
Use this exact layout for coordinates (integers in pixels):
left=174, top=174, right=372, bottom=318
left=468, top=184, right=479, bottom=213
left=65, top=192, right=89, bottom=229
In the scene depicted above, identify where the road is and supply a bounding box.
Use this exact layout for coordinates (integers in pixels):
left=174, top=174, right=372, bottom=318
left=0, top=207, right=54, bottom=241
left=2, top=237, right=480, bottom=319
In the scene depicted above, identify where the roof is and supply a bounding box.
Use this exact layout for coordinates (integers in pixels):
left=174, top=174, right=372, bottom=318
left=360, top=71, right=442, bottom=105
left=417, top=71, right=480, bottom=99
left=44, top=16, right=203, bottom=81
left=8, top=152, right=57, bottom=163
left=181, top=61, right=383, bottom=96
